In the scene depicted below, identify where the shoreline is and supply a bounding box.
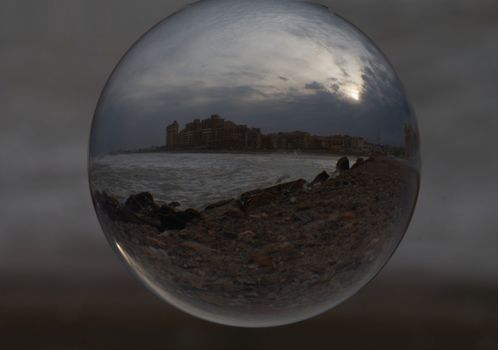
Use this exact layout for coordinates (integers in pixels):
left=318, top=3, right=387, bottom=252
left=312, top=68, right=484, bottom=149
left=99, top=148, right=398, bottom=158
left=92, top=150, right=419, bottom=170
left=106, top=150, right=361, bottom=158
left=93, top=156, right=419, bottom=312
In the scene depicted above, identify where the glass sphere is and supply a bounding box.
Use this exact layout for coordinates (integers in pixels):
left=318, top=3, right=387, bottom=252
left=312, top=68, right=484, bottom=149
left=89, top=0, right=420, bottom=327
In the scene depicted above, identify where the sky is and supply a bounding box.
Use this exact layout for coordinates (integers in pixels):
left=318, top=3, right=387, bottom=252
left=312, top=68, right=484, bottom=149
left=90, top=0, right=415, bottom=154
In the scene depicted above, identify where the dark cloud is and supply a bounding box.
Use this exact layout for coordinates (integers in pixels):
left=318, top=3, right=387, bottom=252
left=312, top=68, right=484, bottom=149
left=90, top=0, right=416, bottom=155
left=304, top=81, right=326, bottom=91
left=91, top=62, right=412, bottom=155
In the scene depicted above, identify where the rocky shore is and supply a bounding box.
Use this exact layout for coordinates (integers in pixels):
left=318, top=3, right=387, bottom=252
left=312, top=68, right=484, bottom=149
left=93, top=157, right=418, bottom=311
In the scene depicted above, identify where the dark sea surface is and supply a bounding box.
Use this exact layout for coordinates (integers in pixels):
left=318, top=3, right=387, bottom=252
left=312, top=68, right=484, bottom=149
left=90, top=152, right=342, bottom=208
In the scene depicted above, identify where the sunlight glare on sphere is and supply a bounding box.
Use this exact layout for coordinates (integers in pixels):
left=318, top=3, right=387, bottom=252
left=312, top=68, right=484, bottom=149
left=88, top=0, right=420, bottom=327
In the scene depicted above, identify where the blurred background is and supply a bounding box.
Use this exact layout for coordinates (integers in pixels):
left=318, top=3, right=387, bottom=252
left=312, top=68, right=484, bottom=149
left=1, top=0, right=497, bottom=349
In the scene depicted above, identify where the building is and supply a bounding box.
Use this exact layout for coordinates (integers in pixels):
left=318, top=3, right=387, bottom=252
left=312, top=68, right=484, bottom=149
left=166, top=115, right=262, bottom=150
left=327, top=135, right=365, bottom=153
left=166, top=121, right=179, bottom=149
left=165, top=115, right=400, bottom=156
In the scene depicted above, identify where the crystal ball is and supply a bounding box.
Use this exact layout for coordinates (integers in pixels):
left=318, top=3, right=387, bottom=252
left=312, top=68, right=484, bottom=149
left=89, top=0, right=420, bottom=327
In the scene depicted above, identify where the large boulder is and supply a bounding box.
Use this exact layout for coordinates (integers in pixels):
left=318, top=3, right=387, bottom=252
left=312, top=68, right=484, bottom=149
left=123, top=192, right=164, bottom=228
left=159, top=204, right=177, bottom=216
left=241, top=190, right=279, bottom=209
left=351, top=158, right=365, bottom=169
left=95, top=190, right=203, bottom=231
left=159, top=208, right=202, bottom=231
left=205, top=198, right=235, bottom=211
left=177, top=208, right=202, bottom=222
left=159, top=214, right=188, bottom=230
left=336, top=157, right=350, bottom=172
left=274, top=179, right=307, bottom=194
left=125, top=192, right=158, bottom=213
left=311, top=171, right=330, bottom=186
left=240, top=179, right=306, bottom=209
left=93, top=191, right=122, bottom=221
left=94, top=191, right=143, bottom=224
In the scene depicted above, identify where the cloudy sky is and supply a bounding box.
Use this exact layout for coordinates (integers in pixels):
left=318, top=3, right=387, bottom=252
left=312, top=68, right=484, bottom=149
left=91, top=0, right=415, bottom=154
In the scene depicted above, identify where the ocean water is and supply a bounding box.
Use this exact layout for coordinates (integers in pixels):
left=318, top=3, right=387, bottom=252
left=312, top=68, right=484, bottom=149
left=90, top=152, right=344, bottom=209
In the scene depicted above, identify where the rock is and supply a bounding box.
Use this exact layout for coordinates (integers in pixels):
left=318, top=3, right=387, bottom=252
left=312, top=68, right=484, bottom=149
left=275, top=175, right=290, bottom=183
left=205, top=198, right=235, bottom=211
left=177, top=208, right=202, bottom=222
left=159, top=208, right=202, bottom=231
left=252, top=253, right=273, bottom=268
left=240, top=179, right=306, bottom=209
left=248, top=213, right=268, bottom=220
left=125, top=192, right=158, bottom=213
left=311, top=171, right=330, bottom=186
left=222, top=231, right=238, bottom=239
left=180, top=241, right=213, bottom=253
left=239, top=230, right=256, bottom=241
left=336, top=157, right=350, bottom=172
left=264, top=242, right=294, bottom=254
left=93, top=190, right=116, bottom=211
left=350, top=202, right=361, bottom=211
left=159, top=204, right=177, bottom=215
left=146, top=237, right=168, bottom=249
left=160, top=214, right=187, bottom=230
left=352, top=158, right=365, bottom=169
left=225, top=208, right=243, bottom=218
left=123, top=192, right=168, bottom=229
left=98, top=156, right=411, bottom=306
left=296, top=203, right=313, bottom=211
left=168, top=201, right=181, bottom=208
left=94, top=191, right=143, bottom=224
left=274, top=179, right=307, bottom=194
left=240, top=190, right=279, bottom=209
left=337, top=211, right=355, bottom=221
left=160, top=208, right=202, bottom=231
left=93, top=191, right=124, bottom=221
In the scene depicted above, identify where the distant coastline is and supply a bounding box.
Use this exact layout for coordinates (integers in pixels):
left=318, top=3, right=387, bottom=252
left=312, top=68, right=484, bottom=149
left=106, top=147, right=369, bottom=158
left=95, top=114, right=418, bottom=159
left=164, top=114, right=413, bottom=157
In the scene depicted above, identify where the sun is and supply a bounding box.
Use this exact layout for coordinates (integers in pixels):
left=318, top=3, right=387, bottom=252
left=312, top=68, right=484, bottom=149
left=349, top=89, right=360, bottom=101
left=342, top=86, right=361, bottom=101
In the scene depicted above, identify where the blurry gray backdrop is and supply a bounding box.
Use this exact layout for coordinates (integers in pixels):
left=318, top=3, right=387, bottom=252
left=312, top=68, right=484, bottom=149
left=1, top=1, right=497, bottom=349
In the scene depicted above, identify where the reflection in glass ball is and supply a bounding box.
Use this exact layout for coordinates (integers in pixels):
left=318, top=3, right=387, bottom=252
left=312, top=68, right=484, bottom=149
left=89, top=0, right=420, bottom=327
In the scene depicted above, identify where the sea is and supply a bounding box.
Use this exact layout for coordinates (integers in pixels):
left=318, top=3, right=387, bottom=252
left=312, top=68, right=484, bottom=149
left=90, top=152, right=346, bottom=209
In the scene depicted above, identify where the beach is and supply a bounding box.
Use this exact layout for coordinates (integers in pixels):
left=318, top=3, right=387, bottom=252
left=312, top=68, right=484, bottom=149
left=93, top=156, right=419, bottom=324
